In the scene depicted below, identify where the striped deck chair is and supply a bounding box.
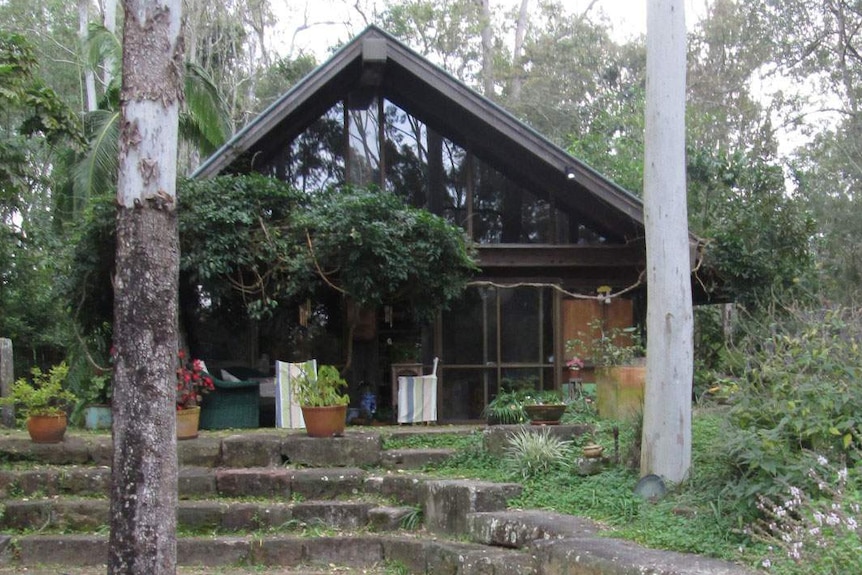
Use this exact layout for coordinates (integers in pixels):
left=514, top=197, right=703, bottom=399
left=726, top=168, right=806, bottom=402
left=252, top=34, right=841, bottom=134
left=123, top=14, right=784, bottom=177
left=397, top=357, right=439, bottom=424
left=275, top=359, right=317, bottom=429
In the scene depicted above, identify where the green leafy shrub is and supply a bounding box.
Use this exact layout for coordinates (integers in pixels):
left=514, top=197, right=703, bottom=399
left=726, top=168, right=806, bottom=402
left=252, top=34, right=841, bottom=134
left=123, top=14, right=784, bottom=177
left=747, top=454, right=862, bottom=574
left=724, top=304, right=862, bottom=500
left=567, top=319, right=644, bottom=368
left=482, top=390, right=528, bottom=424
left=503, top=427, right=573, bottom=479
left=293, top=364, right=349, bottom=407
left=1, top=362, right=76, bottom=419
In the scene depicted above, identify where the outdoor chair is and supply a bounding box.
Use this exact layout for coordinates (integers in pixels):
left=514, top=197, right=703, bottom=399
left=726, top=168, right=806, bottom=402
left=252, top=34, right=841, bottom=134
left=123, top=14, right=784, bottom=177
left=274, top=359, right=317, bottom=429
left=199, top=369, right=262, bottom=429
left=396, top=357, right=438, bottom=424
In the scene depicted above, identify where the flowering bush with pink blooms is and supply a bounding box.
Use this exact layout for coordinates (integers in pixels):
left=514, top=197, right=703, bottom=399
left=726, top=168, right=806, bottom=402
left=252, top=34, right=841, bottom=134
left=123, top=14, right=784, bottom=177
left=176, top=350, right=214, bottom=410
left=566, top=356, right=584, bottom=371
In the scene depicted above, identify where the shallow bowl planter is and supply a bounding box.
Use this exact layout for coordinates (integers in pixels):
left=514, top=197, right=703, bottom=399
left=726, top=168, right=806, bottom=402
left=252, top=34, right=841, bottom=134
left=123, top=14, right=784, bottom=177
left=582, top=443, right=604, bottom=459
left=524, top=404, right=566, bottom=425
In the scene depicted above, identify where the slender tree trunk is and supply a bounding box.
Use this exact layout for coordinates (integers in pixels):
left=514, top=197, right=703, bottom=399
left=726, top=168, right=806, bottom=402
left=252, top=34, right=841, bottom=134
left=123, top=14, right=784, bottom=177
left=102, top=0, right=118, bottom=89
left=640, top=0, right=692, bottom=484
left=109, top=1, right=183, bottom=573
left=79, top=0, right=97, bottom=112
left=509, top=0, right=530, bottom=102
left=479, top=0, right=495, bottom=99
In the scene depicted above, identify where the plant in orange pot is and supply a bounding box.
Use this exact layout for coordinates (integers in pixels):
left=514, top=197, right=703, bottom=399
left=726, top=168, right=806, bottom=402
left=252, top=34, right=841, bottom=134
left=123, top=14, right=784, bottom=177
left=1, top=362, right=77, bottom=443
left=293, top=364, right=350, bottom=437
left=175, top=351, right=214, bottom=439
left=579, top=322, right=646, bottom=421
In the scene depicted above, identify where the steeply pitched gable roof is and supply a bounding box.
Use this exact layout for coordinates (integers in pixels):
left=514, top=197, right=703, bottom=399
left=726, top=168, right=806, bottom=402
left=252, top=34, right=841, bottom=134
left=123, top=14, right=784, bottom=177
left=193, top=25, right=647, bottom=243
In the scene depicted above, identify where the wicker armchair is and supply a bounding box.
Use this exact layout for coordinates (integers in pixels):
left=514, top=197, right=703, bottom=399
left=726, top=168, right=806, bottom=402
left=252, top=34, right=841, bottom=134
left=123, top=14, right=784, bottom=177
left=199, top=372, right=261, bottom=429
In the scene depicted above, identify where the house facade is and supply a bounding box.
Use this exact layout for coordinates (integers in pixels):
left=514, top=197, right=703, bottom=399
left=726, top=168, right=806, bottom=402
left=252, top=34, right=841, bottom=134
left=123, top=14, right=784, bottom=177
left=193, top=26, right=705, bottom=421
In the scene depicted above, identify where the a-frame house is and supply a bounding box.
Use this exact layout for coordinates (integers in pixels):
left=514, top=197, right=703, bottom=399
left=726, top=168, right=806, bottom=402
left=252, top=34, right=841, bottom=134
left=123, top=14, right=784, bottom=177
left=194, top=26, right=705, bottom=422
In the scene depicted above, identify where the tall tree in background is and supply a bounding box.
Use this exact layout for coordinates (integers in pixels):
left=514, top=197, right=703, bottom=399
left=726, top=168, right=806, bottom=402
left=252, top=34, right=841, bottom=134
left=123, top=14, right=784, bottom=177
left=641, top=0, right=692, bottom=483
left=108, top=0, right=182, bottom=572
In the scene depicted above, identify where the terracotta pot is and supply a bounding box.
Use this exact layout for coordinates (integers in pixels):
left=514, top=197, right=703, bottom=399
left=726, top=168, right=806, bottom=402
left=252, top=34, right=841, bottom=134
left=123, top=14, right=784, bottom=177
left=301, top=405, right=347, bottom=437
left=27, top=413, right=68, bottom=443
left=524, top=404, right=566, bottom=425
left=176, top=406, right=201, bottom=440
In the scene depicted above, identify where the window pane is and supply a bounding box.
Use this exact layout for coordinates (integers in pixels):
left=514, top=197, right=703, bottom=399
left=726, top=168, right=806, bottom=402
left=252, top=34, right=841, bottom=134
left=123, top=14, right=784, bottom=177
left=500, top=288, right=540, bottom=363
left=440, top=368, right=496, bottom=420
left=442, top=287, right=497, bottom=365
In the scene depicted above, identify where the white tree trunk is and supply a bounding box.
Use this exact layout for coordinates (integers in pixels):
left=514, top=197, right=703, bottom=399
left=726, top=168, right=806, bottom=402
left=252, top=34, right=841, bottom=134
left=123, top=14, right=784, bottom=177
left=101, top=0, right=118, bottom=89
left=509, top=0, right=530, bottom=102
left=109, top=0, right=183, bottom=573
left=480, top=0, right=495, bottom=99
left=641, top=0, right=693, bottom=484
left=79, top=0, right=97, bottom=112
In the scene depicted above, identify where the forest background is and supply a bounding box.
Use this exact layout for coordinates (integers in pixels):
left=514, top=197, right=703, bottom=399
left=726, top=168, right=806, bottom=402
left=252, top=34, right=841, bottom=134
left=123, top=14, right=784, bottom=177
left=1, top=0, right=860, bottom=389
left=3, top=1, right=862, bottom=571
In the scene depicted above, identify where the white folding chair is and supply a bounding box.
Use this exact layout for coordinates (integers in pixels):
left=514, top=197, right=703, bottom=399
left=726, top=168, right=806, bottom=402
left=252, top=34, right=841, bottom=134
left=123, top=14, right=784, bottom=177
left=275, top=359, right=317, bottom=429
left=397, top=357, right=439, bottom=424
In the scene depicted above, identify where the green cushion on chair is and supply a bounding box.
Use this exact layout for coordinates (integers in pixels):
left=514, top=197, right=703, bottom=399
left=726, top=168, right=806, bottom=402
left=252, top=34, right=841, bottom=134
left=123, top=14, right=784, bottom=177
left=199, top=373, right=261, bottom=429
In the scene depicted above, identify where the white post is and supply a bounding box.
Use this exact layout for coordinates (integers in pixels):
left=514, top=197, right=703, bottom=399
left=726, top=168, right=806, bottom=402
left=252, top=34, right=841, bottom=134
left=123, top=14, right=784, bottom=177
left=0, top=339, right=13, bottom=426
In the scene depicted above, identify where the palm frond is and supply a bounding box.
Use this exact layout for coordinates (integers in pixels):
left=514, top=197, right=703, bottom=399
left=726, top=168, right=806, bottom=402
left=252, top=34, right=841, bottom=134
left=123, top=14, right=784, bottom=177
left=182, top=62, right=230, bottom=154
left=72, top=109, right=120, bottom=202
left=85, top=23, right=122, bottom=79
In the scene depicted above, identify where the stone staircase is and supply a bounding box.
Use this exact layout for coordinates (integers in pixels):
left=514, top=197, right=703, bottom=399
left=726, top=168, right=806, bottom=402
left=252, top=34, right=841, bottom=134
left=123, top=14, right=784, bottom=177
left=0, top=427, right=755, bottom=574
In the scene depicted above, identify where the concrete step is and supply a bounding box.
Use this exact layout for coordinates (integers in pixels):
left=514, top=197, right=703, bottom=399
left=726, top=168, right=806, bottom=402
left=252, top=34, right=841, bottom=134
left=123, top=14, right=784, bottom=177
left=380, top=448, right=455, bottom=469
left=0, top=533, right=537, bottom=575
left=0, top=430, right=472, bottom=469
left=467, top=510, right=602, bottom=548
left=0, top=497, right=416, bottom=533
left=0, top=465, right=436, bottom=500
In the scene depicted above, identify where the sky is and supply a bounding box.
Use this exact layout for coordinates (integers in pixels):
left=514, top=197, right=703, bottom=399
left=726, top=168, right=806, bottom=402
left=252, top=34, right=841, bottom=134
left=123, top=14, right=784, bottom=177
left=271, top=0, right=709, bottom=61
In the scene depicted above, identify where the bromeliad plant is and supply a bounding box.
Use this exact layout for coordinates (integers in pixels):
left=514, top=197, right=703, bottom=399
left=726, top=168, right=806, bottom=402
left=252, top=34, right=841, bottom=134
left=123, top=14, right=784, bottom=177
left=523, top=390, right=565, bottom=405
left=482, top=390, right=528, bottom=424
left=176, top=351, right=214, bottom=410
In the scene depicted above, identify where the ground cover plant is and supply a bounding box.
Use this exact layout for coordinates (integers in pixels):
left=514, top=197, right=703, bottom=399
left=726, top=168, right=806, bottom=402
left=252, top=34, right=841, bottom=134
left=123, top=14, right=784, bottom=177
left=425, top=301, right=862, bottom=575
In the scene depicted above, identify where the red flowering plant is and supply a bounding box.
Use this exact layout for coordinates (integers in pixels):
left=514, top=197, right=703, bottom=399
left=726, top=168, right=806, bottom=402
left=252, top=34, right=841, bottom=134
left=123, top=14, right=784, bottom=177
left=176, top=350, right=214, bottom=410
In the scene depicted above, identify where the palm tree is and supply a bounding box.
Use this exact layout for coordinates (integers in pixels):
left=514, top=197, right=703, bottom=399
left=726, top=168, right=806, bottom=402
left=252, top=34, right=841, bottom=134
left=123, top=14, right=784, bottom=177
left=69, top=24, right=230, bottom=211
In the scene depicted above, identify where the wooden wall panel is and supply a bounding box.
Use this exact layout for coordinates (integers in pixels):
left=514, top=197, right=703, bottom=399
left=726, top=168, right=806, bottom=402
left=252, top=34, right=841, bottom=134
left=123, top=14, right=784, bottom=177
left=561, top=298, right=633, bottom=361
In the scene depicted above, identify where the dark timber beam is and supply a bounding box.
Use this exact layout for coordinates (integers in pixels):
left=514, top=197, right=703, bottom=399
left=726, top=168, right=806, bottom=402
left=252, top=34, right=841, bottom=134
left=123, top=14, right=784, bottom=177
left=476, top=244, right=645, bottom=268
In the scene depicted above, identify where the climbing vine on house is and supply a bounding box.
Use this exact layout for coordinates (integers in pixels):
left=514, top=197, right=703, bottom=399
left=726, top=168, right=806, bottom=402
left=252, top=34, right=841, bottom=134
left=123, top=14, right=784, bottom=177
left=178, top=174, right=477, bottom=322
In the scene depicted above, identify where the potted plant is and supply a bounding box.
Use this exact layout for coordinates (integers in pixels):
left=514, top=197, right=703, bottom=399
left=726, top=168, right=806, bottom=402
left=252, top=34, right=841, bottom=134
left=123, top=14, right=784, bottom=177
left=1, top=362, right=77, bottom=443
left=482, top=390, right=528, bottom=425
left=80, top=373, right=113, bottom=430
left=176, top=351, right=214, bottom=439
left=569, top=320, right=645, bottom=420
left=522, top=390, right=567, bottom=425
left=566, top=356, right=585, bottom=380
left=293, top=364, right=350, bottom=437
